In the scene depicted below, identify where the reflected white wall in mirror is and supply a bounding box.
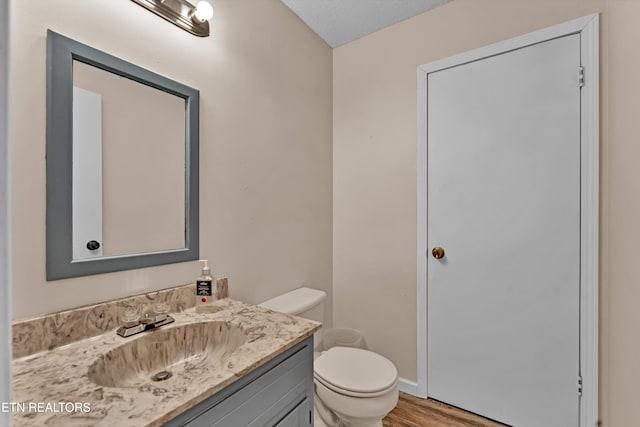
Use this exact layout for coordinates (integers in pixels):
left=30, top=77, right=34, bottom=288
left=72, top=61, right=186, bottom=259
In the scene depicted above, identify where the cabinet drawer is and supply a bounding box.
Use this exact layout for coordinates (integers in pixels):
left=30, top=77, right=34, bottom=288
left=272, top=397, right=311, bottom=427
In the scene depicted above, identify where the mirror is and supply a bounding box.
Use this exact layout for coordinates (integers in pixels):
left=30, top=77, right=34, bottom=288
left=46, top=30, right=199, bottom=280
left=72, top=61, right=186, bottom=259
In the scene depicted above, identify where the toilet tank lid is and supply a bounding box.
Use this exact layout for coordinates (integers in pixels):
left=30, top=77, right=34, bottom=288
left=259, top=287, right=326, bottom=315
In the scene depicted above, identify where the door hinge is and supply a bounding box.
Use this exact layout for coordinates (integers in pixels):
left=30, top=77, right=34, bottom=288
left=577, top=375, right=583, bottom=396
left=579, top=66, right=585, bottom=88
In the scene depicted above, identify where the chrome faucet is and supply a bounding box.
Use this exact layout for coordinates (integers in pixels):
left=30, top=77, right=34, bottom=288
left=117, top=303, right=175, bottom=338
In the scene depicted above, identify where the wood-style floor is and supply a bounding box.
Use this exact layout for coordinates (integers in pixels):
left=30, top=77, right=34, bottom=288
left=383, top=393, right=507, bottom=427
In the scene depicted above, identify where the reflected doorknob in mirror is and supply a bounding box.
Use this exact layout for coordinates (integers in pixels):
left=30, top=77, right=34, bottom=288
left=86, top=240, right=101, bottom=251
left=432, top=247, right=445, bottom=259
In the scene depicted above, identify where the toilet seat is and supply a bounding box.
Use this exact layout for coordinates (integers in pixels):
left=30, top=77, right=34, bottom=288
left=314, top=346, right=398, bottom=398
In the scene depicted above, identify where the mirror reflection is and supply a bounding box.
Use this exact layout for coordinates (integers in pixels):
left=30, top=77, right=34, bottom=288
left=71, top=61, right=186, bottom=260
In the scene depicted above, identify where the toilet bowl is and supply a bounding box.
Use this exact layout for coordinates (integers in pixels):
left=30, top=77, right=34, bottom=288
left=313, top=346, right=398, bottom=427
left=259, top=288, right=399, bottom=426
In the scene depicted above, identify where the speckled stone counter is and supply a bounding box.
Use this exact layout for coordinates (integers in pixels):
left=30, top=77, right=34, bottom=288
left=11, top=298, right=320, bottom=427
left=12, top=279, right=229, bottom=359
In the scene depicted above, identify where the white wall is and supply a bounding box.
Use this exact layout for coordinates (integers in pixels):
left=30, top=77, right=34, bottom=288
left=0, top=0, right=11, bottom=423
left=11, top=0, right=333, bottom=321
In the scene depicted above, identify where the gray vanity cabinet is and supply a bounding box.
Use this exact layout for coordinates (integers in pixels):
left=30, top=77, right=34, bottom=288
left=163, top=337, right=314, bottom=427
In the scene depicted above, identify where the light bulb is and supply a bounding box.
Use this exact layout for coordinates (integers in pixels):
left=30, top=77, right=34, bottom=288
left=193, top=1, right=213, bottom=22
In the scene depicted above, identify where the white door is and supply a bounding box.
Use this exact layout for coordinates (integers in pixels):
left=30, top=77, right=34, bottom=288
left=427, top=35, right=581, bottom=427
left=72, top=86, right=103, bottom=260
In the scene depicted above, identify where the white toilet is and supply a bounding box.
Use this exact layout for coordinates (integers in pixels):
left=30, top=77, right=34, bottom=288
left=260, top=287, right=399, bottom=427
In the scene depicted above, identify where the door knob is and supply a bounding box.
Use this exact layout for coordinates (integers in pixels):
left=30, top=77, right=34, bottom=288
left=432, top=247, right=445, bottom=259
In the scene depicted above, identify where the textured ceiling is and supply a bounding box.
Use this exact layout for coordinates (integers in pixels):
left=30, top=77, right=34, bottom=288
left=280, top=0, right=449, bottom=48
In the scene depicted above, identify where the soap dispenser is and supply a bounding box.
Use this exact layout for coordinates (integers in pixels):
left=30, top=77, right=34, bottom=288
left=195, top=260, right=217, bottom=310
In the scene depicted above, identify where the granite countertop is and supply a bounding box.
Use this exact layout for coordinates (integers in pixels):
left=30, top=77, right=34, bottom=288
left=11, top=299, right=320, bottom=427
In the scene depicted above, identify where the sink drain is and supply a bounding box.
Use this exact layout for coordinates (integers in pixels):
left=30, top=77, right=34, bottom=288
left=152, top=370, right=173, bottom=382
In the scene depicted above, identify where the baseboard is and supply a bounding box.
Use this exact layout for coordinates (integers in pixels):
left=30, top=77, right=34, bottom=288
left=398, top=377, right=419, bottom=396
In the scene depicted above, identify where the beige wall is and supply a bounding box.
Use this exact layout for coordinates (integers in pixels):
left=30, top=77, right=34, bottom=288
left=333, top=0, right=639, bottom=425
left=11, top=0, right=333, bottom=326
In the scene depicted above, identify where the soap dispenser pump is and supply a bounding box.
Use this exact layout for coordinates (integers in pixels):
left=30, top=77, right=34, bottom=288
left=195, top=260, right=217, bottom=309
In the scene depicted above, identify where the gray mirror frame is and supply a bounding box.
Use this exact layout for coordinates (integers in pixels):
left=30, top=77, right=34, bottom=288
left=46, top=30, right=199, bottom=280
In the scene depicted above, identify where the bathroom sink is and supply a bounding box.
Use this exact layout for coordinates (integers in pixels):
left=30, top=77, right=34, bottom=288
left=88, top=321, right=247, bottom=388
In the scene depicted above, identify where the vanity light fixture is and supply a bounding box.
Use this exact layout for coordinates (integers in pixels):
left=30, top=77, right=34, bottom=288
left=130, top=0, right=213, bottom=37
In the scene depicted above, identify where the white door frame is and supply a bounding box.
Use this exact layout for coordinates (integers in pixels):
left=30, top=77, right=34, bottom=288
left=413, top=14, right=599, bottom=427
left=0, top=0, right=12, bottom=424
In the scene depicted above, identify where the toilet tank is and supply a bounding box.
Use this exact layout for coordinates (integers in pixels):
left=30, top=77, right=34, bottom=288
left=259, top=287, right=326, bottom=321
left=259, top=287, right=326, bottom=348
